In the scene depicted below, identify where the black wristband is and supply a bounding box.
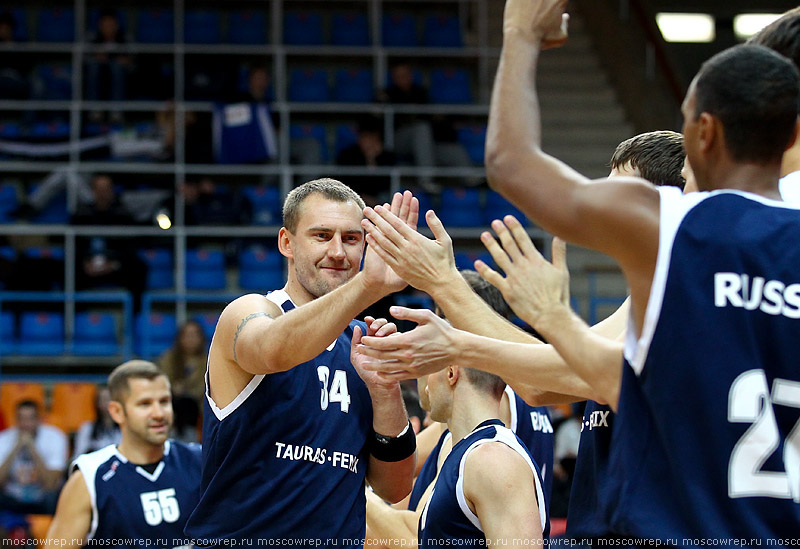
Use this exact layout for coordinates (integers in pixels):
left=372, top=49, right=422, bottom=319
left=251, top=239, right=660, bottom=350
left=369, top=421, right=416, bottom=462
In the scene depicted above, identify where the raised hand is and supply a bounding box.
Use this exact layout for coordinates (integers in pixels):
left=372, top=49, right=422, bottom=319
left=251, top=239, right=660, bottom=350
left=503, top=0, right=569, bottom=49
left=475, top=215, right=570, bottom=329
left=352, top=316, right=400, bottom=390
left=362, top=207, right=456, bottom=293
left=357, top=306, right=459, bottom=381
left=362, top=191, right=420, bottom=296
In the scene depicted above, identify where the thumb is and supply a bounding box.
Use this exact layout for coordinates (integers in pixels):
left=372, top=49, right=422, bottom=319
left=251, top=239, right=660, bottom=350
left=352, top=325, right=363, bottom=345
left=552, top=237, right=568, bottom=272
left=426, top=210, right=451, bottom=244
left=389, top=306, right=435, bottom=325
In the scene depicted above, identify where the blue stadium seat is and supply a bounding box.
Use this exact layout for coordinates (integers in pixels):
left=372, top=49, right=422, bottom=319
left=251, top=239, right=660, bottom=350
left=457, top=125, right=486, bottom=166
left=242, top=185, right=281, bottom=226
left=138, top=248, right=174, bottom=290
left=334, top=68, right=373, bottom=103
left=36, top=63, right=72, bottom=100
left=228, top=10, right=268, bottom=45
left=0, top=122, right=22, bottom=139
left=10, top=9, right=29, bottom=41
left=239, top=247, right=284, bottom=291
left=437, top=187, right=481, bottom=227
left=382, top=14, right=417, bottom=47
left=30, top=120, right=70, bottom=139
left=37, top=8, right=75, bottom=42
left=73, top=312, right=119, bottom=356
left=0, top=184, right=19, bottom=223
left=135, top=9, right=174, bottom=43
left=0, top=311, right=15, bottom=355
left=18, top=312, right=65, bottom=355
left=184, top=10, right=221, bottom=44
left=135, top=312, right=176, bottom=358
left=186, top=249, right=226, bottom=290
left=290, top=123, right=329, bottom=163
left=334, top=124, right=358, bottom=157
left=331, top=13, right=369, bottom=46
left=414, top=190, right=434, bottom=229
left=24, top=246, right=65, bottom=261
left=288, top=68, right=330, bottom=102
left=430, top=69, right=472, bottom=104
left=423, top=15, right=463, bottom=47
left=193, top=313, right=219, bottom=343
left=484, top=190, right=528, bottom=226
left=284, top=11, right=323, bottom=46
left=28, top=184, right=68, bottom=224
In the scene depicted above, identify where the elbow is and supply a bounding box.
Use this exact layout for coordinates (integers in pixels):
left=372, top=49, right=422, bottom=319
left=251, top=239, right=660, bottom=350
left=376, top=481, right=413, bottom=505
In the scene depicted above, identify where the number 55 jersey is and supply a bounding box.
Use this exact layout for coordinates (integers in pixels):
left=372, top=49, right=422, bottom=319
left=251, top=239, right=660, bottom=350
left=72, top=440, right=202, bottom=547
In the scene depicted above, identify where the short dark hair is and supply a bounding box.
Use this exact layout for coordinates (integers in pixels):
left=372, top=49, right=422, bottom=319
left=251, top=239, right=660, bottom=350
left=692, top=44, right=799, bottom=164
left=282, top=178, right=366, bottom=233
left=108, top=360, right=167, bottom=403
left=748, top=8, right=800, bottom=114
left=446, top=270, right=509, bottom=399
left=610, top=131, right=685, bottom=190
left=16, top=400, right=40, bottom=415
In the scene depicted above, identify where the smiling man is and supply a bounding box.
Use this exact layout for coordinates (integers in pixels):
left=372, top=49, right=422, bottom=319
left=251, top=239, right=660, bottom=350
left=46, top=360, right=202, bottom=547
left=184, top=178, right=417, bottom=545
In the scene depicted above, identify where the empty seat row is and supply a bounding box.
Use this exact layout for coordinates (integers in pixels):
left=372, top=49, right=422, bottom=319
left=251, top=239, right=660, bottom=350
left=0, top=382, right=98, bottom=434
left=288, top=67, right=472, bottom=104
left=10, top=9, right=463, bottom=48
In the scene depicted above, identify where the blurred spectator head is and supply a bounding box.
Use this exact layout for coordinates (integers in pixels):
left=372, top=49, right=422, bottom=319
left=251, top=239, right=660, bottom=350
left=97, top=9, right=122, bottom=42
left=16, top=400, right=41, bottom=435
left=177, top=319, right=207, bottom=357
left=248, top=65, right=271, bottom=102
left=90, top=173, right=116, bottom=210
left=0, top=11, right=15, bottom=43
left=95, top=385, right=113, bottom=421
left=390, top=62, right=414, bottom=92
left=356, top=115, right=384, bottom=159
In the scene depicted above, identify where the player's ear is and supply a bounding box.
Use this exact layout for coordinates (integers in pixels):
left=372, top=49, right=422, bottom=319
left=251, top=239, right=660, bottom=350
left=278, top=227, right=293, bottom=259
left=447, top=366, right=459, bottom=386
left=108, top=400, right=125, bottom=425
left=697, top=112, right=717, bottom=155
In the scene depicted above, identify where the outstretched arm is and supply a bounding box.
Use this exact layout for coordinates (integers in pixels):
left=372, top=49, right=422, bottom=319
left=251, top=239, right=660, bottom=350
left=478, top=219, right=623, bottom=408
left=486, top=0, right=660, bottom=332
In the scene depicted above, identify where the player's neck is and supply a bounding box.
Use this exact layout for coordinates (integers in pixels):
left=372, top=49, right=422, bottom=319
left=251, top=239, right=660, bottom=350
left=117, top=438, right=166, bottom=465
left=283, top=278, right=315, bottom=307
left=781, top=143, right=800, bottom=178
left=447, top=391, right=502, bottom=443
left=704, top=161, right=783, bottom=200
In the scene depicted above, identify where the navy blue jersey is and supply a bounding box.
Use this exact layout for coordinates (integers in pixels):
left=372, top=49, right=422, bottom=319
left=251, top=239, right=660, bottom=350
left=505, top=386, right=554, bottom=510
left=408, top=429, right=451, bottom=512
left=566, top=400, right=615, bottom=539
left=611, top=188, right=800, bottom=541
left=73, top=441, right=202, bottom=548
left=212, top=102, right=277, bottom=164
left=185, top=289, right=373, bottom=545
left=418, top=419, right=548, bottom=547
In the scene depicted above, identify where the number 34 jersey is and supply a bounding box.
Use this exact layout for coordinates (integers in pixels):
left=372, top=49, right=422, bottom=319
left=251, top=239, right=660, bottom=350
left=72, top=440, right=202, bottom=546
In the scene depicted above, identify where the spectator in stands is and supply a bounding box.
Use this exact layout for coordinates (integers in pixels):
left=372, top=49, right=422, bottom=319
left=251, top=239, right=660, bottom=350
left=336, top=115, right=396, bottom=205
left=401, top=385, right=426, bottom=435
left=85, top=9, right=131, bottom=120
left=71, top=386, right=121, bottom=460
left=72, top=174, right=148, bottom=312
left=0, top=401, right=68, bottom=514
left=158, top=320, right=207, bottom=443
left=379, top=62, right=472, bottom=187
left=0, top=10, right=30, bottom=100
left=183, top=176, right=250, bottom=225
left=549, top=413, right=581, bottom=519
left=237, top=65, right=273, bottom=104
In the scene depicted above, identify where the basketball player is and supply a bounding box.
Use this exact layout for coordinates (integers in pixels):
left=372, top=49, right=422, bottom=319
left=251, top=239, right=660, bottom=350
left=418, top=347, right=547, bottom=546
left=366, top=270, right=553, bottom=546
left=46, top=361, right=202, bottom=547
left=184, top=180, right=417, bottom=544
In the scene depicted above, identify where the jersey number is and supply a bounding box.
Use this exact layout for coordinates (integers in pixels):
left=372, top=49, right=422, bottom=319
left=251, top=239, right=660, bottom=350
left=317, top=366, right=351, bottom=413
left=728, top=369, right=800, bottom=501
left=140, top=488, right=180, bottom=526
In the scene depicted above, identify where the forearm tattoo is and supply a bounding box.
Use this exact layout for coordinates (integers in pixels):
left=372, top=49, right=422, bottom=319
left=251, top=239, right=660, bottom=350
left=233, top=312, right=273, bottom=363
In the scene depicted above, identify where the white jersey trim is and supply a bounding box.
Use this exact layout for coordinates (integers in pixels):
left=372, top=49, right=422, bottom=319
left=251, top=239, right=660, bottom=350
left=73, top=444, right=119, bottom=540
left=454, top=425, right=548, bottom=535
left=780, top=171, right=800, bottom=204
left=205, top=289, right=297, bottom=421
left=504, top=386, right=518, bottom=432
